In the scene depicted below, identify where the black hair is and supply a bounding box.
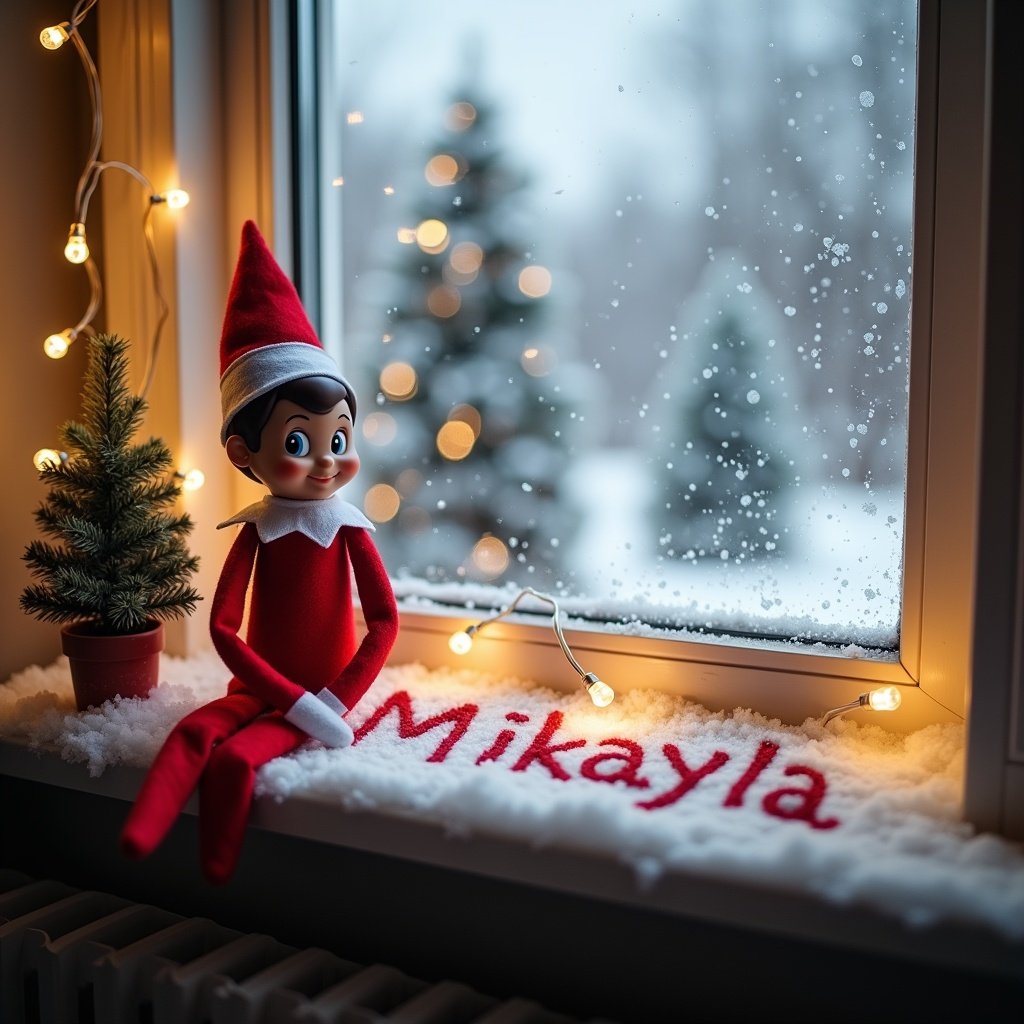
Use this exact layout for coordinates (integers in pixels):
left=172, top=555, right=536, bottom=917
left=226, top=375, right=356, bottom=482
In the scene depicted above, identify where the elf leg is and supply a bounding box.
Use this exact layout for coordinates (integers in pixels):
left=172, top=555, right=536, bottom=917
left=120, top=690, right=267, bottom=860
left=198, top=713, right=307, bottom=885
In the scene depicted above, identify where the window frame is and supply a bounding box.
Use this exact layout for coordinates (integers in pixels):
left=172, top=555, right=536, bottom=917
left=302, top=0, right=975, bottom=732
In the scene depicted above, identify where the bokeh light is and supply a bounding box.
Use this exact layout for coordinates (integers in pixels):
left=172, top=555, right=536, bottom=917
left=436, top=420, right=476, bottom=461
left=416, top=218, right=449, bottom=254
left=362, top=412, right=398, bottom=446
left=445, top=101, right=477, bottom=131
left=364, top=483, right=400, bottom=522
left=425, top=154, right=466, bottom=186
left=472, top=535, right=510, bottom=579
left=427, top=285, right=462, bottom=318
left=380, top=362, right=418, bottom=401
left=518, top=265, right=552, bottom=298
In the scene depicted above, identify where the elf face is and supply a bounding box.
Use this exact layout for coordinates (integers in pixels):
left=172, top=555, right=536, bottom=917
left=226, top=398, right=360, bottom=500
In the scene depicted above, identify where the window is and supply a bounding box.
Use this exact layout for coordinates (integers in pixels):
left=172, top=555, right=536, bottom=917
left=97, top=0, right=1016, bottom=829
left=309, top=0, right=919, bottom=658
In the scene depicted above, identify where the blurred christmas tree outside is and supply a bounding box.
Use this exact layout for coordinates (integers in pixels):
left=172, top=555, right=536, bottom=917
left=363, top=90, right=582, bottom=588
left=650, top=264, right=796, bottom=563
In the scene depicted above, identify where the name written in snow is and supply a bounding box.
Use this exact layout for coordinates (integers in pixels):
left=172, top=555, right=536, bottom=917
left=353, top=691, right=840, bottom=830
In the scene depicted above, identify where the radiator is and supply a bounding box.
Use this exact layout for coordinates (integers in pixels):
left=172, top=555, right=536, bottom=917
left=0, top=869, right=599, bottom=1024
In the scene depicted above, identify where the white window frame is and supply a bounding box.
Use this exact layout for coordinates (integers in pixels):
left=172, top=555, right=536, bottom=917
left=99, top=0, right=1022, bottom=837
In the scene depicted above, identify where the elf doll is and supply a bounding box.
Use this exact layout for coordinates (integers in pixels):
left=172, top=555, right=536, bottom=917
left=120, top=221, right=398, bottom=884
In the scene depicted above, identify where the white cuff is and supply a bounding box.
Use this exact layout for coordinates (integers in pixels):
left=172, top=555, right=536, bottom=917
left=316, top=687, right=348, bottom=716
left=285, top=691, right=353, bottom=748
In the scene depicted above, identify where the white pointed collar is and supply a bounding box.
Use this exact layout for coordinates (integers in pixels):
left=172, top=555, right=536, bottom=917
left=217, top=494, right=375, bottom=548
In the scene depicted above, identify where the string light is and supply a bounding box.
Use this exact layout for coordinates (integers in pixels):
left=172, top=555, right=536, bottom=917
left=821, top=685, right=903, bottom=725
left=152, top=188, right=190, bottom=209
left=37, top=0, right=187, bottom=405
left=39, top=23, right=71, bottom=50
left=175, top=468, right=205, bottom=492
left=44, top=329, right=76, bottom=360
left=32, top=449, right=68, bottom=472
left=64, top=222, right=89, bottom=264
left=449, top=588, right=616, bottom=708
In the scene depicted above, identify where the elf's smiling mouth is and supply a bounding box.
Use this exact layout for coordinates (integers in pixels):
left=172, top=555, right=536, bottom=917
left=307, top=473, right=338, bottom=484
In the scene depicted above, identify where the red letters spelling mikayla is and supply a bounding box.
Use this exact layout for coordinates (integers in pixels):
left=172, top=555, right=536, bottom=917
left=353, top=692, right=839, bottom=830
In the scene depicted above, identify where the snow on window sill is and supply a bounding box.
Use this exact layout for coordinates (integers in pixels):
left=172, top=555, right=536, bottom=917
left=0, top=652, right=1021, bottom=983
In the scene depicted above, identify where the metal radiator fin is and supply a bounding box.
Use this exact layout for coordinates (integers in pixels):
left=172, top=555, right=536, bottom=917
left=0, top=872, right=604, bottom=1024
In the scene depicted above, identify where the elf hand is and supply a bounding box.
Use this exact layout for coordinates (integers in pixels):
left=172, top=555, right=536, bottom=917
left=315, top=687, right=355, bottom=745
left=283, top=691, right=354, bottom=748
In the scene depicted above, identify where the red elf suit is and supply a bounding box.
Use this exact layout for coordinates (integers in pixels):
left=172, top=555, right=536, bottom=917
left=121, top=221, right=398, bottom=884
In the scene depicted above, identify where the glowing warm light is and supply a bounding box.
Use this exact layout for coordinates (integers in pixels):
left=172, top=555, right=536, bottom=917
left=44, top=329, right=74, bottom=360
left=518, top=265, right=552, bottom=298
left=364, top=483, right=401, bottom=523
left=449, top=630, right=474, bottom=655
left=379, top=362, right=418, bottom=401
left=446, top=101, right=477, bottom=131
left=362, top=411, right=398, bottom=446
left=427, top=285, right=461, bottom=319
left=396, top=227, right=417, bottom=244
left=448, top=404, right=482, bottom=438
left=159, top=189, right=190, bottom=209
left=64, top=223, right=89, bottom=264
left=33, top=449, right=63, bottom=472
left=521, top=346, right=557, bottom=377
left=436, top=420, right=475, bottom=461
left=471, top=536, right=510, bottom=579
left=383, top=185, right=395, bottom=196
left=180, top=468, right=205, bottom=492
left=382, top=333, right=393, bottom=343
left=40, top=23, right=70, bottom=49
left=586, top=677, right=616, bottom=708
left=416, top=219, right=449, bottom=254
left=867, top=685, right=902, bottom=712
left=332, top=176, right=345, bottom=187
left=346, top=111, right=364, bottom=124
left=425, top=154, right=465, bottom=187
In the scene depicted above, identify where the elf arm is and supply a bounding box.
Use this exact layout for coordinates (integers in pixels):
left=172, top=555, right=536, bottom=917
left=318, top=527, right=398, bottom=714
left=211, top=524, right=350, bottom=747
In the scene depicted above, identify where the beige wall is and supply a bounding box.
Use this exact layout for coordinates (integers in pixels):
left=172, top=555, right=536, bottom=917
left=0, top=4, right=99, bottom=681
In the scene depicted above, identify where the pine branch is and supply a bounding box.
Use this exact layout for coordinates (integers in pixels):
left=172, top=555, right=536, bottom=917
left=118, top=440, right=174, bottom=481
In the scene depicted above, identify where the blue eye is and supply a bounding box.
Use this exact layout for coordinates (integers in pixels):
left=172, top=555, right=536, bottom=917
left=285, top=430, right=310, bottom=457
left=332, top=430, right=347, bottom=455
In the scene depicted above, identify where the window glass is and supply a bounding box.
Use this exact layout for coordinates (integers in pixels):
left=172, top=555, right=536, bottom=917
left=317, top=0, right=918, bottom=648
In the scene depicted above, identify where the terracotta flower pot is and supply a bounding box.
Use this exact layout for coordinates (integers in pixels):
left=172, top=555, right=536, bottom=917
left=60, top=620, right=164, bottom=712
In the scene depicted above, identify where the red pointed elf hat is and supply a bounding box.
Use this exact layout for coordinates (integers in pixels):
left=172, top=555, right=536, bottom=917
left=219, top=220, right=350, bottom=442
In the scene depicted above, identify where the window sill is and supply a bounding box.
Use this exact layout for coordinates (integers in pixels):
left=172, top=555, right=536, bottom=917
left=0, top=654, right=1020, bottom=995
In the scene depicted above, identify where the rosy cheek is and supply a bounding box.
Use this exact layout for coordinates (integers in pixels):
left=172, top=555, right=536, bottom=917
left=274, top=459, right=306, bottom=480
left=338, top=456, right=360, bottom=484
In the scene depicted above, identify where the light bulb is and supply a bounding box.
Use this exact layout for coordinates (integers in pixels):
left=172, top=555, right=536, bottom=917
left=157, top=189, right=190, bottom=209
left=867, top=685, right=902, bottom=712
left=449, top=630, right=474, bottom=655
left=32, top=448, right=64, bottom=471
left=43, top=329, right=75, bottom=359
left=64, top=223, right=89, bottom=264
left=40, top=23, right=70, bottom=49
left=180, top=468, right=205, bottom=491
left=584, top=674, right=615, bottom=708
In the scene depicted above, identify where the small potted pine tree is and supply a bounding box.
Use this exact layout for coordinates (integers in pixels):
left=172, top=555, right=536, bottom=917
left=21, top=333, right=201, bottom=711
